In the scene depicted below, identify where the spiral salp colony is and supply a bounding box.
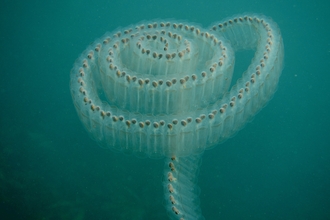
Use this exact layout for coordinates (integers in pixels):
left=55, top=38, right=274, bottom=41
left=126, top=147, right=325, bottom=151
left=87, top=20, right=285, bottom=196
left=70, top=15, right=284, bottom=158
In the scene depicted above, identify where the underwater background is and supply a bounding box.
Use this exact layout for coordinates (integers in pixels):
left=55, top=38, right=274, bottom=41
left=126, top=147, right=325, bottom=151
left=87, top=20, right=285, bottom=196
left=0, top=0, right=329, bottom=219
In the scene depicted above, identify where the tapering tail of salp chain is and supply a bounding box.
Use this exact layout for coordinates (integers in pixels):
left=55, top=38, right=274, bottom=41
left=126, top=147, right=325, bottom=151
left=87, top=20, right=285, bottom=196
left=163, top=155, right=204, bottom=220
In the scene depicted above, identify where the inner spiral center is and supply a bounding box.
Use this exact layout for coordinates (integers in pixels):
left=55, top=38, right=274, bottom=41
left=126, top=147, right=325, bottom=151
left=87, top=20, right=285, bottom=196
left=111, top=27, right=226, bottom=78
left=93, top=22, right=236, bottom=115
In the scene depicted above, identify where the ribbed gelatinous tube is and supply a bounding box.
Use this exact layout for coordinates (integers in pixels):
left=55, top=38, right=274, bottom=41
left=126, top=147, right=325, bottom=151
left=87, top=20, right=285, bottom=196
left=70, top=14, right=284, bottom=219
